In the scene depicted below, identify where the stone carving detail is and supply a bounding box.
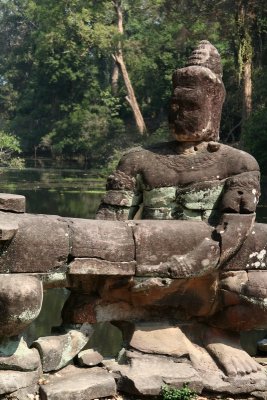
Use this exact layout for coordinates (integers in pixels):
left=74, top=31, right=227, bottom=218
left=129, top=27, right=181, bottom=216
left=0, top=41, right=267, bottom=398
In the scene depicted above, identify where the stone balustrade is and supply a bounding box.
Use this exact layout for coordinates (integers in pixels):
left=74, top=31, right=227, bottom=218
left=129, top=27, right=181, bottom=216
left=0, top=193, right=267, bottom=399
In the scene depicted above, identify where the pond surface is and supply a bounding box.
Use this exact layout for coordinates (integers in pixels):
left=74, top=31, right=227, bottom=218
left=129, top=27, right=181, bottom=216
left=0, top=166, right=266, bottom=356
left=0, top=167, right=105, bottom=218
left=0, top=167, right=266, bottom=221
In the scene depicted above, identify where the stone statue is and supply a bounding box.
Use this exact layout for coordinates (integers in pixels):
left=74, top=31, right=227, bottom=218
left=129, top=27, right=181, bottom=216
left=93, top=41, right=267, bottom=390
left=0, top=41, right=267, bottom=397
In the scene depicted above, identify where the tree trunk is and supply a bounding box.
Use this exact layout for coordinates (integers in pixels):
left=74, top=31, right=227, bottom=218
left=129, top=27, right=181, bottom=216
left=112, top=0, right=147, bottom=135
left=236, top=0, right=253, bottom=138
left=114, top=53, right=147, bottom=135
left=111, top=63, right=119, bottom=95
left=242, top=60, right=252, bottom=121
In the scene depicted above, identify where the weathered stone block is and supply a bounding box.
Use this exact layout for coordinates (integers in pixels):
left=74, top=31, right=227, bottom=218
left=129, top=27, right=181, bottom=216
left=0, top=337, right=41, bottom=371
left=69, top=258, right=136, bottom=276
left=131, top=274, right=218, bottom=317
left=0, top=369, right=40, bottom=395
left=32, top=329, right=90, bottom=372
left=0, top=221, right=18, bottom=241
left=224, top=222, right=267, bottom=271
left=116, top=352, right=203, bottom=396
left=0, top=212, right=69, bottom=273
left=133, top=220, right=214, bottom=265
left=129, top=322, right=189, bottom=357
left=39, top=365, right=116, bottom=400
left=0, top=193, right=25, bottom=213
left=69, top=219, right=135, bottom=261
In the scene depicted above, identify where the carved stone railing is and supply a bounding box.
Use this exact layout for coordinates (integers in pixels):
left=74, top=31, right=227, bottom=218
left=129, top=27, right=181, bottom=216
left=1, top=193, right=267, bottom=399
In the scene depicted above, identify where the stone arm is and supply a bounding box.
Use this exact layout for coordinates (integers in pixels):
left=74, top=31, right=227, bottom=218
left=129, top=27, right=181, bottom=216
left=96, top=170, right=143, bottom=221
left=137, top=171, right=261, bottom=279
left=215, top=170, right=260, bottom=265
left=96, top=151, right=143, bottom=221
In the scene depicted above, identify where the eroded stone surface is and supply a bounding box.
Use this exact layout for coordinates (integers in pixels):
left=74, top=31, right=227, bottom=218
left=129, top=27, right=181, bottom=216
left=0, top=337, right=41, bottom=371
left=5, top=384, right=39, bottom=400
left=115, top=352, right=203, bottom=396
left=69, top=218, right=135, bottom=262
left=77, top=349, right=103, bottom=367
left=0, top=221, right=18, bottom=241
left=69, top=258, right=136, bottom=276
left=129, top=323, right=189, bottom=357
left=0, top=368, right=40, bottom=395
left=0, top=213, right=69, bottom=273
left=0, top=193, right=25, bottom=213
left=39, top=365, right=116, bottom=400
left=32, top=329, right=90, bottom=372
left=0, top=275, right=43, bottom=336
left=225, top=222, right=267, bottom=271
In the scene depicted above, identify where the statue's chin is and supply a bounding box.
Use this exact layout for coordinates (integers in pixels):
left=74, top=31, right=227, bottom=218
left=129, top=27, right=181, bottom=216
left=172, top=131, right=204, bottom=142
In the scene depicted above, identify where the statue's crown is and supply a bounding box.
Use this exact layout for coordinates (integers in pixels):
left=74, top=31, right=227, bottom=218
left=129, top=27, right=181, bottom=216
left=186, top=40, right=222, bottom=77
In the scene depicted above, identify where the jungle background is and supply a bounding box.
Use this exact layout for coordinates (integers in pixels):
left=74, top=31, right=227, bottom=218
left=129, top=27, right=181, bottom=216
left=0, top=0, right=266, bottom=174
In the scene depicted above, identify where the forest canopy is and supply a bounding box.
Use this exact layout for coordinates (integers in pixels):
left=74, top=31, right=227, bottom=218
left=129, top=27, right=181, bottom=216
left=0, top=0, right=266, bottom=172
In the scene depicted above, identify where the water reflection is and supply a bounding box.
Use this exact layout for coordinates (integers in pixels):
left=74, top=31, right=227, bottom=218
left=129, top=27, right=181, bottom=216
left=0, top=167, right=105, bottom=218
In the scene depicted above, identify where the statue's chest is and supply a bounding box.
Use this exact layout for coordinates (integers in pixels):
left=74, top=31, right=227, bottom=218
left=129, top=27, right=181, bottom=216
left=139, top=152, right=227, bottom=188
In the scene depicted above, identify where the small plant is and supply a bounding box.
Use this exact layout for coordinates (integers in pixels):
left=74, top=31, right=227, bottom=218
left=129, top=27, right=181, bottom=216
left=161, top=384, right=197, bottom=400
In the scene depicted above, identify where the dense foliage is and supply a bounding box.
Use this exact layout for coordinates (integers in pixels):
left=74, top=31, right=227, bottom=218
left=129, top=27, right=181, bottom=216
left=0, top=131, right=24, bottom=168
left=0, top=0, right=266, bottom=172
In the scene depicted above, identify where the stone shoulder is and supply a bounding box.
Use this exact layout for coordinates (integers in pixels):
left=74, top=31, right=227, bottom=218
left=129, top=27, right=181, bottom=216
left=117, top=142, right=176, bottom=176
left=219, top=143, right=260, bottom=175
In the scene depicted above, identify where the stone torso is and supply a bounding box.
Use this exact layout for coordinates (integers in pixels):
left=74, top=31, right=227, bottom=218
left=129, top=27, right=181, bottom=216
left=97, top=141, right=260, bottom=223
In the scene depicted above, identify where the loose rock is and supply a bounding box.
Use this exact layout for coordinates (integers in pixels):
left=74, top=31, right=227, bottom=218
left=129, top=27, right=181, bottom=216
left=39, top=365, right=116, bottom=400
left=77, top=349, right=103, bottom=367
left=32, top=330, right=90, bottom=372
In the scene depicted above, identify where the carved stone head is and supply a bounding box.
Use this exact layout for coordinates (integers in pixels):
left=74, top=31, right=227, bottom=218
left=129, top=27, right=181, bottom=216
left=169, top=40, right=226, bottom=142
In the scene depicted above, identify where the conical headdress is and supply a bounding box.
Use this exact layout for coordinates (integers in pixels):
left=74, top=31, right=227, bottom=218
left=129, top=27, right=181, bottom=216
left=186, top=40, right=223, bottom=77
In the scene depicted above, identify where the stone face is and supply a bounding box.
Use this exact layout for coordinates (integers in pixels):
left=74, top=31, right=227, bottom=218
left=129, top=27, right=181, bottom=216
left=77, top=349, right=103, bottom=367
left=69, top=218, right=135, bottom=261
left=0, top=336, right=41, bottom=371
left=0, top=213, right=69, bottom=273
left=0, top=275, right=43, bottom=336
left=32, top=329, right=90, bottom=372
left=39, top=365, right=116, bottom=400
left=0, top=368, right=40, bottom=395
left=69, top=258, right=136, bottom=276
left=0, top=193, right=25, bottom=213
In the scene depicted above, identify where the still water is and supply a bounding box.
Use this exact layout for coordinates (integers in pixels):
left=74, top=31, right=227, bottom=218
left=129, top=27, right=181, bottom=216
left=0, top=166, right=123, bottom=357
left=0, top=166, right=267, bottom=356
